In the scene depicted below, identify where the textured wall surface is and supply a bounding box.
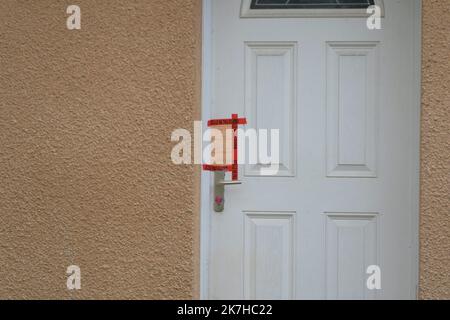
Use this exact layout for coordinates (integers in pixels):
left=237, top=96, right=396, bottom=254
left=0, top=0, right=449, bottom=300
left=0, top=0, right=201, bottom=299
left=420, top=0, right=450, bottom=300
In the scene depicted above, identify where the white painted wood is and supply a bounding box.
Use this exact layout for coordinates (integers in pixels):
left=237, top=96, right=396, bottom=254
left=200, top=0, right=213, bottom=300
left=240, top=0, right=385, bottom=18
left=410, top=0, right=422, bottom=299
left=244, top=212, right=295, bottom=299
left=244, top=42, right=296, bottom=177
left=326, top=42, right=379, bottom=177
left=206, top=0, right=421, bottom=300
left=325, top=213, right=379, bottom=300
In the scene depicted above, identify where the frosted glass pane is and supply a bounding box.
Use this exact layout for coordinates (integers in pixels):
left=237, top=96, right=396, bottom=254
left=251, top=0, right=375, bottom=9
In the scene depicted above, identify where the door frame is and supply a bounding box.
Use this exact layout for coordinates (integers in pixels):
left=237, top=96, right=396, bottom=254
left=200, top=0, right=213, bottom=299
left=200, top=0, right=422, bottom=300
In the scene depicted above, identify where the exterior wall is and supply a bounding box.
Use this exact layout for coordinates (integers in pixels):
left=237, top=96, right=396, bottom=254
left=0, top=0, right=201, bottom=299
left=419, top=0, right=450, bottom=300
left=0, top=0, right=448, bottom=299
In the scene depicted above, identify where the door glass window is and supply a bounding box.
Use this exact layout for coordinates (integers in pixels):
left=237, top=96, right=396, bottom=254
left=250, top=0, right=375, bottom=10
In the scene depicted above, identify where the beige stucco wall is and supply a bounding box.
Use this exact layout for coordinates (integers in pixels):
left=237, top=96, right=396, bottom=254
left=0, top=0, right=448, bottom=299
left=419, top=0, right=450, bottom=300
left=0, top=0, right=201, bottom=299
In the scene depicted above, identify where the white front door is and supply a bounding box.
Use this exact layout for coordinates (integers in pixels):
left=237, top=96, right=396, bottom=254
left=206, top=0, right=420, bottom=300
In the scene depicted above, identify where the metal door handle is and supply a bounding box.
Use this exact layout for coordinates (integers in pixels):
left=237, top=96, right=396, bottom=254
left=213, top=171, right=241, bottom=212
left=218, top=180, right=242, bottom=186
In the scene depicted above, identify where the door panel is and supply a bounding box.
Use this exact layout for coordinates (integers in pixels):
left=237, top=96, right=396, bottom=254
left=325, top=212, right=379, bottom=300
left=244, top=42, right=297, bottom=177
left=208, top=0, right=419, bottom=300
left=326, top=42, right=379, bottom=177
left=244, top=211, right=295, bottom=299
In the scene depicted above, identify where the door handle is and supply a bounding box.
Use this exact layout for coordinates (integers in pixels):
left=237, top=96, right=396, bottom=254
left=214, top=171, right=241, bottom=212
left=217, top=180, right=242, bottom=186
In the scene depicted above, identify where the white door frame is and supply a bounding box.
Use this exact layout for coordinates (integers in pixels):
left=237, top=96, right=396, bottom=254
left=200, top=0, right=213, bottom=300
left=200, top=0, right=422, bottom=300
